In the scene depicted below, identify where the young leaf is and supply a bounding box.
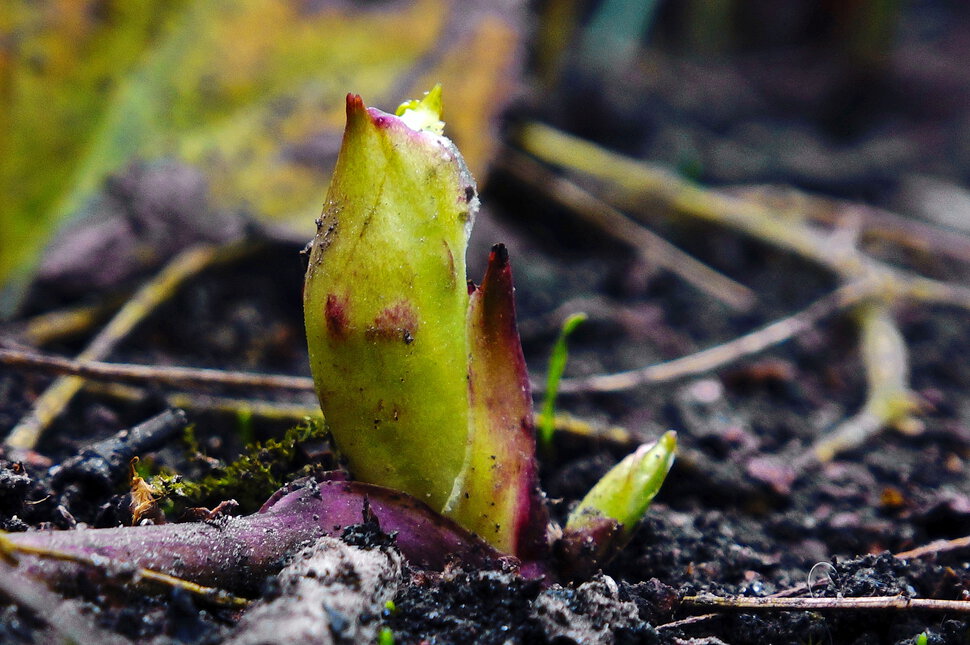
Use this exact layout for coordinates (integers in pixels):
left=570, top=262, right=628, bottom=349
left=304, top=91, right=477, bottom=513
left=559, top=431, right=676, bottom=578
left=567, top=431, right=676, bottom=535
left=448, top=244, right=549, bottom=560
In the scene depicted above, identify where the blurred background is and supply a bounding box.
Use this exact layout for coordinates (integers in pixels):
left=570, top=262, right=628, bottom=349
left=4, top=0, right=970, bottom=314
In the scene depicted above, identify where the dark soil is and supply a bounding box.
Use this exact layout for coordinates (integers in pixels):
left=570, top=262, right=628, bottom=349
left=3, top=2, right=970, bottom=644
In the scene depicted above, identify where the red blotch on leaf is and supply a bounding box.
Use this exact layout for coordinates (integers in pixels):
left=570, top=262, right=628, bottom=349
left=366, top=301, right=418, bottom=344
left=325, top=293, right=350, bottom=339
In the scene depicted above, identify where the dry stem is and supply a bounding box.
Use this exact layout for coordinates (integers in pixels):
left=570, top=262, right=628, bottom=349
left=680, top=592, right=970, bottom=614
left=3, top=348, right=637, bottom=444
left=0, top=295, right=126, bottom=347
left=553, top=280, right=877, bottom=394
left=895, top=535, right=970, bottom=560
left=0, top=531, right=247, bottom=608
left=519, top=122, right=970, bottom=463
left=498, top=151, right=756, bottom=310
left=0, top=346, right=315, bottom=392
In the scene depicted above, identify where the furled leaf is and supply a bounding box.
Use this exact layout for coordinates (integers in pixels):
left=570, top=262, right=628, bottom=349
left=1, top=0, right=524, bottom=307
left=448, top=244, right=549, bottom=560
left=304, top=91, right=477, bottom=513
left=567, top=431, right=676, bottom=535
left=558, top=431, right=676, bottom=578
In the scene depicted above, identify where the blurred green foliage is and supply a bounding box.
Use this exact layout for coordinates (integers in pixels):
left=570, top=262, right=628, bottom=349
left=1, top=0, right=521, bottom=309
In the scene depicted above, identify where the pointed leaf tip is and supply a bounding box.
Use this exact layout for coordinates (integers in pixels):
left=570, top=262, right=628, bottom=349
left=570, top=430, right=676, bottom=531
left=450, top=246, right=548, bottom=560
left=489, top=243, right=509, bottom=266
left=345, top=93, right=366, bottom=116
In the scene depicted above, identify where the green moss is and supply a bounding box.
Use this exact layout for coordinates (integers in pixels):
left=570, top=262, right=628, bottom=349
left=152, top=419, right=331, bottom=515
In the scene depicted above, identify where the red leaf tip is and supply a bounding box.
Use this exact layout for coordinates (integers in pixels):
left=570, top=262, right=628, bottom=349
left=345, top=93, right=366, bottom=117
left=489, top=243, right=509, bottom=267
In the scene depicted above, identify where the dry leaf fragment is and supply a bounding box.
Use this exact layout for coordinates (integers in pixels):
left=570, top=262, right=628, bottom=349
left=129, top=457, right=164, bottom=526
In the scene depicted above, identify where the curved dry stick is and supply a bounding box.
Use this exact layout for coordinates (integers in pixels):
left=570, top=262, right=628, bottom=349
left=499, top=150, right=756, bottom=311
left=802, top=303, right=918, bottom=464
left=519, top=122, right=970, bottom=462
left=554, top=280, right=876, bottom=394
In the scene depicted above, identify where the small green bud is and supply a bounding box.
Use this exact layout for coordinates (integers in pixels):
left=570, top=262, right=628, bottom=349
left=568, top=431, right=676, bottom=537
left=558, top=431, right=676, bottom=578
left=379, top=627, right=395, bottom=645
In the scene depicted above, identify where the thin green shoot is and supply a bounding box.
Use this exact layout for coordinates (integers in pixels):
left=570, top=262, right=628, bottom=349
left=539, top=312, right=587, bottom=447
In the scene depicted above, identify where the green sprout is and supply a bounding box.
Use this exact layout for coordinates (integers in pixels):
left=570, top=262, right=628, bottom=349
left=539, top=312, right=588, bottom=447
left=560, top=431, right=677, bottom=577
left=378, top=627, right=395, bottom=645
left=0, top=88, right=677, bottom=600
left=303, top=88, right=676, bottom=571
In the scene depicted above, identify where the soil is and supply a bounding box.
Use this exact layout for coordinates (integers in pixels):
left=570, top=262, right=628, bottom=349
left=3, top=2, right=970, bottom=644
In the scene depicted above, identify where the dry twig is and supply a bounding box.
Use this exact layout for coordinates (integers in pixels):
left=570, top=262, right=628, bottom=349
left=552, top=280, right=877, bottom=394
left=0, top=346, right=315, bottom=392
left=680, top=592, right=970, bottom=614
left=895, top=535, right=970, bottom=560
left=2, top=348, right=637, bottom=444
left=499, top=150, right=756, bottom=310
left=0, top=295, right=127, bottom=347
left=518, top=122, right=970, bottom=463
left=801, top=303, right=920, bottom=465
left=731, top=185, right=970, bottom=265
